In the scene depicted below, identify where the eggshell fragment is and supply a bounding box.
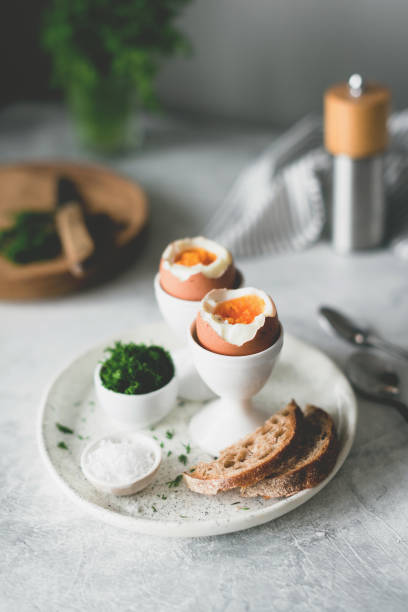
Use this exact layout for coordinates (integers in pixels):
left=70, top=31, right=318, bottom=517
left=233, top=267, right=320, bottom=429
left=196, top=289, right=280, bottom=356
left=160, top=259, right=236, bottom=301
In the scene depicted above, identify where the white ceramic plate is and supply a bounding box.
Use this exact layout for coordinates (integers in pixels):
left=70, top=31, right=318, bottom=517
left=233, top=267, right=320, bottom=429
left=38, top=322, right=357, bottom=538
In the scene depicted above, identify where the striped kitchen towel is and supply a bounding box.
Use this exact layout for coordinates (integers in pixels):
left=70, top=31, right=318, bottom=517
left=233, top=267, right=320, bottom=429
left=204, top=113, right=408, bottom=259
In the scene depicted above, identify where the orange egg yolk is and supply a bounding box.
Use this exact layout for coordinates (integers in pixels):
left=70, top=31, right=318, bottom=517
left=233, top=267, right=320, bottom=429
left=214, top=295, right=265, bottom=325
left=174, top=247, right=217, bottom=267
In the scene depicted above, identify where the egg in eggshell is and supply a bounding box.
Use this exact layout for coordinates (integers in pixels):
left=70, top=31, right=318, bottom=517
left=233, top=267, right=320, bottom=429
left=196, top=287, right=280, bottom=356
left=159, top=236, right=236, bottom=301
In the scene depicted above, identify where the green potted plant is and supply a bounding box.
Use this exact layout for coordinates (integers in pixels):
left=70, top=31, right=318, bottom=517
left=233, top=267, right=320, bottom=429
left=42, top=0, right=193, bottom=153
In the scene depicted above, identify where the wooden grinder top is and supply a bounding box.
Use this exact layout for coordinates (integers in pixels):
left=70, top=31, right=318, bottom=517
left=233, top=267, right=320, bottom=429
left=324, top=74, right=391, bottom=159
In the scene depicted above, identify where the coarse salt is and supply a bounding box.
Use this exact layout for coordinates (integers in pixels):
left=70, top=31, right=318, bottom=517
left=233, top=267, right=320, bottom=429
left=85, top=438, right=155, bottom=485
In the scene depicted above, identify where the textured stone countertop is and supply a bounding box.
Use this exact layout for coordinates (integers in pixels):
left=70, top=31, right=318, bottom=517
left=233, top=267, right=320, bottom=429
left=1, top=105, right=408, bottom=612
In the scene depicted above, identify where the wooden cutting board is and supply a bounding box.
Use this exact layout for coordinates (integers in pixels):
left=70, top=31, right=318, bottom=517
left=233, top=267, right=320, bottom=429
left=0, top=162, right=148, bottom=299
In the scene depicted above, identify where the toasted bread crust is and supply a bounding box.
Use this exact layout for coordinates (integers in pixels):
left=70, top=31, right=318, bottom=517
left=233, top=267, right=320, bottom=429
left=183, top=401, right=304, bottom=495
left=240, top=405, right=339, bottom=498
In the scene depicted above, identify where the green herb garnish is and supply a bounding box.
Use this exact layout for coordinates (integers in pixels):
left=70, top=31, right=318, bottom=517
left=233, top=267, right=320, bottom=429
left=56, top=423, right=74, bottom=434
left=189, top=468, right=195, bottom=473
left=0, top=210, right=61, bottom=264
left=166, top=474, right=182, bottom=488
left=182, top=443, right=191, bottom=454
left=161, top=495, right=167, bottom=500
left=160, top=442, right=164, bottom=449
left=167, top=450, right=172, bottom=457
left=152, top=505, right=157, bottom=513
left=239, top=507, right=250, bottom=511
left=165, top=430, right=175, bottom=439
left=57, top=441, right=68, bottom=450
left=178, top=454, right=187, bottom=465
left=100, top=341, right=174, bottom=395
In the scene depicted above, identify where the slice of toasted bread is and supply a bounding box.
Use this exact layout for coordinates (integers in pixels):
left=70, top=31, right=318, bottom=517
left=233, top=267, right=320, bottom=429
left=183, top=400, right=304, bottom=495
left=240, top=405, right=339, bottom=499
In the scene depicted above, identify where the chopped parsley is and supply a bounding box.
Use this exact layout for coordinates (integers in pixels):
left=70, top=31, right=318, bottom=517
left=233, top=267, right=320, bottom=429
left=56, top=423, right=74, bottom=434
left=165, top=429, right=175, bottom=439
left=57, top=441, right=68, bottom=450
left=160, top=442, right=164, bottom=449
left=161, top=495, right=167, bottom=500
left=167, top=450, right=172, bottom=457
left=182, top=443, right=191, bottom=454
left=99, top=341, right=174, bottom=395
left=239, top=507, right=250, bottom=511
left=0, top=210, right=61, bottom=264
left=166, top=474, right=182, bottom=488
left=152, top=505, right=157, bottom=513
left=178, top=454, right=187, bottom=465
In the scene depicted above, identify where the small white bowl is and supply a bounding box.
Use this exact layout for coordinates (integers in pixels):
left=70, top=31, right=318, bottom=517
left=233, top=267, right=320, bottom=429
left=81, top=432, right=161, bottom=496
left=94, top=363, right=178, bottom=429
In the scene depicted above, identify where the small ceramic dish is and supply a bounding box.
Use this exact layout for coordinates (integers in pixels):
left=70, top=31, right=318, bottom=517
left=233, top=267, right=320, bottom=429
left=81, top=432, right=162, bottom=496
left=94, top=363, right=178, bottom=429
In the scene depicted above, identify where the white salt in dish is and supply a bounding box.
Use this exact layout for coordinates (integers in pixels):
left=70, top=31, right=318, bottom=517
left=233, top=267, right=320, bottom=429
left=81, top=432, right=161, bottom=496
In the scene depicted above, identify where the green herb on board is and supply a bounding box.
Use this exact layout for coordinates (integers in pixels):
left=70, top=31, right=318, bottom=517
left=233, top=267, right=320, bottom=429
left=0, top=210, right=61, bottom=264
left=56, top=423, right=74, bottom=434
left=160, top=442, right=164, bottom=449
left=189, top=468, right=195, bottom=473
left=166, top=474, right=182, bottom=488
left=180, top=515, right=188, bottom=519
left=165, top=430, right=175, bottom=439
left=239, top=507, right=250, bottom=511
left=152, top=505, right=157, bottom=513
left=182, top=443, right=191, bottom=454
left=77, top=434, right=90, bottom=441
left=57, top=441, right=68, bottom=450
left=161, top=495, right=167, bottom=500
left=178, top=454, right=187, bottom=466
left=230, top=501, right=240, bottom=505
left=100, top=342, right=174, bottom=395
left=167, top=450, right=172, bottom=457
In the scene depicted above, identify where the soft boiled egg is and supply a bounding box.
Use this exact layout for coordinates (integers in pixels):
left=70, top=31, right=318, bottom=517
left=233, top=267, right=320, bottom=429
left=196, top=287, right=280, bottom=356
left=159, top=236, right=236, bottom=301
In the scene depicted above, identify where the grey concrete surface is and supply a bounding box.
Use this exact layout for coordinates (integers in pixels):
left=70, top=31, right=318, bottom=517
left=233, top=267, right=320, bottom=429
left=1, top=105, right=408, bottom=611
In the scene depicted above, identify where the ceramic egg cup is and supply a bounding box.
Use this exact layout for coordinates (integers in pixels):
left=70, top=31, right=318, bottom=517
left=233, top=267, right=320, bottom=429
left=153, top=270, right=243, bottom=402
left=94, top=363, right=178, bottom=429
left=81, top=432, right=162, bottom=496
left=188, top=323, right=284, bottom=455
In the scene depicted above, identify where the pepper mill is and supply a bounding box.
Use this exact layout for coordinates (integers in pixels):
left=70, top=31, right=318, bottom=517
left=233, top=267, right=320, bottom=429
left=324, top=74, right=391, bottom=254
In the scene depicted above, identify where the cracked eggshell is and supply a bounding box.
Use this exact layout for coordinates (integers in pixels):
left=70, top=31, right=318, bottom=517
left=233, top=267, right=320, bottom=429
left=196, top=288, right=280, bottom=356
left=159, top=237, right=236, bottom=301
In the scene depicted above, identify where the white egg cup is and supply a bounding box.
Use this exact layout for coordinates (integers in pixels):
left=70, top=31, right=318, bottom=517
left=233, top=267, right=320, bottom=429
left=188, top=322, right=284, bottom=455
left=154, top=271, right=243, bottom=402
left=94, top=363, right=178, bottom=429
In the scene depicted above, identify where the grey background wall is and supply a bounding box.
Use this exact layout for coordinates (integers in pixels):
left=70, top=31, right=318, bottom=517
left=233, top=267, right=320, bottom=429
left=158, top=0, right=408, bottom=127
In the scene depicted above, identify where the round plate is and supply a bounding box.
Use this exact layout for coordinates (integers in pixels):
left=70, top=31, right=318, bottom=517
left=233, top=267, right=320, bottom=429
left=38, top=322, right=357, bottom=538
left=0, top=162, right=148, bottom=299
